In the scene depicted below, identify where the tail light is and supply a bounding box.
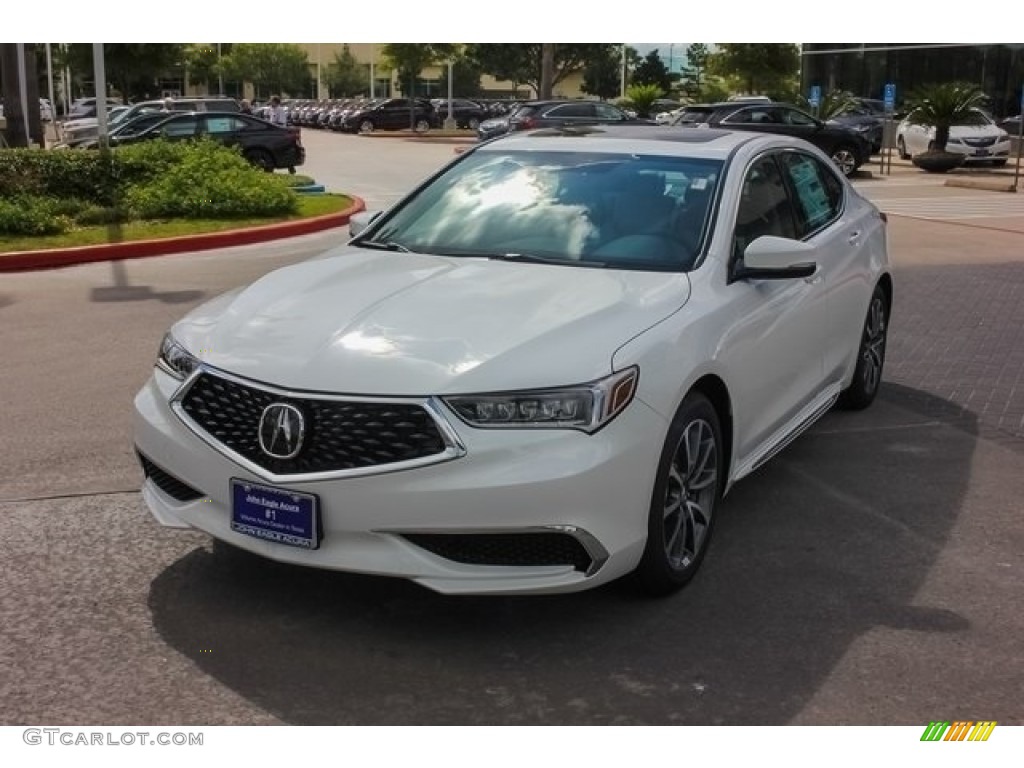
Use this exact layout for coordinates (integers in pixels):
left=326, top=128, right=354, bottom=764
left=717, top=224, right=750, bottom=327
left=288, top=126, right=302, bottom=146
left=511, top=115, right=537, bottom=131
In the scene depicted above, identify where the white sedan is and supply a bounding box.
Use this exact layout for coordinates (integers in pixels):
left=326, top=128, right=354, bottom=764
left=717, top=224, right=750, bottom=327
left=134, top=127, right=892, bottom=596
left=897, top=109, right=1012, bottom=165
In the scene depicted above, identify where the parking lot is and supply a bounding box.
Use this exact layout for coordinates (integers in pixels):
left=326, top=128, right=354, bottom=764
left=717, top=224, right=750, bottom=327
left=1, top=130, right=1022, bottom=725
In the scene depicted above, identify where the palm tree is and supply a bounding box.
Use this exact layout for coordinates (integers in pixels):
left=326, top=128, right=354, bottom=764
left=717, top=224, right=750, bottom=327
left=905, top=82, right=988, bottom=153
left=797, top=89, right=859, bottom=120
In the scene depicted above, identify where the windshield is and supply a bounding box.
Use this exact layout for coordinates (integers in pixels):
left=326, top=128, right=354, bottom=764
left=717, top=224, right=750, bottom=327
left=363, top=149, right=723, bottom=271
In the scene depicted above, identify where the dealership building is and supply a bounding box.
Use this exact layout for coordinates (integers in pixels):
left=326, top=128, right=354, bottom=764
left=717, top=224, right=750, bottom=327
left=800, top=44, right=1024, bottom=117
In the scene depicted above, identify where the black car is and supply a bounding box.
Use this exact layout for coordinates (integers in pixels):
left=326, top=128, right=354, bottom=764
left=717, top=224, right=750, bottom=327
left=99, top=111, right=304, bottom=171
left=672, top=101, right=873, bottom=176
left=828, top=97, right=887, bottom=154
left=341, top=98, right=434, bottom=133
left=476, top=100, right=650, bottom=141
left=430, top=98, right=488, bottom=130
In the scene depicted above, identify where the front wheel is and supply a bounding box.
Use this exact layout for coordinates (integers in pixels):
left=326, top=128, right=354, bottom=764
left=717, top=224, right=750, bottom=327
left=359, top=119, right=375, bottom=134
left=635, top=392, right=722, bottom=596
left=414, top=118, right=431, bottom=133
left=468, top=117, right=481, bottom=131
left=838, top=284, right=889, bottom=410
left=831, top=145, right=859, bottom=177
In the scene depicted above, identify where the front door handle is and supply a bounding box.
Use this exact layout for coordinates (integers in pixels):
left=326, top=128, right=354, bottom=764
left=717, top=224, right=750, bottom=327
left=848, top=230, right=861, bottom=246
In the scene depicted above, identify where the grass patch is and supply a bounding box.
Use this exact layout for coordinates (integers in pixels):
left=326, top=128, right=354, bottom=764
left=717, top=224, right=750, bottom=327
left=0, top=194, right=352, bottom=255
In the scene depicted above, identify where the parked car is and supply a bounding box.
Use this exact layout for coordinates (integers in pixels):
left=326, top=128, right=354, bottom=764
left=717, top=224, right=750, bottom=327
left=340, top=98, right=434, bottom=133
left=134, top=125, right=891, bottom=596
left=896, top=109, right=1012, bottom=166
left=98, top=111, right=304, bottom=171
left=430, top=98, right=488, bottom=130
left=68, top=111, right=191, bottom=149
left=61, top=97, right=241, bottom=146
left=0, top=98, right=56, bottom=122
left=477, top=100, right=650, bottom=141
left=997, top=114, right=1022, bottom=136
left=828, top=98, right=887, bottom=154
left=671, top=101, right=873, bottom=177
left=66, top=96, right=125, bottom=119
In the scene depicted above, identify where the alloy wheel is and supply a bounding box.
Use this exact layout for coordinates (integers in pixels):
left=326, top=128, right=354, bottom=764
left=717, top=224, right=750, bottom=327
left=860, top=294, right=887, bottom=396
left=662, top=418, right=718, bottom=570
left=832, top=148, right=857, bottom=177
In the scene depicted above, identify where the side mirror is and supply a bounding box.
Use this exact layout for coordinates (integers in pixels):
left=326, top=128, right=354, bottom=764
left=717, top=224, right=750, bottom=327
left=349, top=210, right=382, bottom=238
left=733, top=236, right=817, bottom=281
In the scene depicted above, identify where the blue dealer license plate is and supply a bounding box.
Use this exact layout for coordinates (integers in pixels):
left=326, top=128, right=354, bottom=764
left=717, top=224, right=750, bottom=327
left=231, top=479, right=320, bottom=549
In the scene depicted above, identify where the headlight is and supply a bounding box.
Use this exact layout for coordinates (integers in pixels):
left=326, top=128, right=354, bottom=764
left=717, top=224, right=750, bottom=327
left=157, top=333, right=199, bottom=379
left=948, top=138, right=963, bottom=144
left=997, top=131, right=1010, bottom=141
left=444, top=367, right=638, bottom=434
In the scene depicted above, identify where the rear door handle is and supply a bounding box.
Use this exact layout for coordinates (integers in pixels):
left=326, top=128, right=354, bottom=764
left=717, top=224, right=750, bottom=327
left=848, top=230, right=861, bottom=246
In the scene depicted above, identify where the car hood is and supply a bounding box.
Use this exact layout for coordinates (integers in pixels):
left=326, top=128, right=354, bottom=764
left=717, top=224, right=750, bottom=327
left=172, top=248, right=691, bottom=395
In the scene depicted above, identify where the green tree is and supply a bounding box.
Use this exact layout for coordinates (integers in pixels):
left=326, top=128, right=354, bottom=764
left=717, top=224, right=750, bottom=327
left=681, top=43, right=711, bottom=99
left=437, top=55, right=483, bottom=98
left=326, top=45, right=368, bottom=97
left=466, top=44, right=617, bottom=96
left=633, top=49, right=673, bottom=93
left=381, top=44, right=456, bottom=96
left=183, top=44, right=222, bottom=90
left=906, top=82, right=988, bottom=152
left=710, top=43, right=800, bottom=96
left=581, top=45, right=621, bottom=100
left=219, top=43, right=310, bottom=99
left=626, top=83, right=666, bottom=118
left=64, top=44, right=185, bottom=101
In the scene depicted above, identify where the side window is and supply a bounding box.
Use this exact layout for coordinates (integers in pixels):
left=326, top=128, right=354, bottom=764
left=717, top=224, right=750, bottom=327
left=205, top=116, right=243, bottom=134
left=546, top=103, right=594, bottom=118
left=732, top=156, right=799, bottom=260
left=783, top=108, right=817, bottom=126
left=160, top=117, right=199, bottom=137
left=778, top=152, right=844, bottom=236
left=594, top=103, right=624, bottom=120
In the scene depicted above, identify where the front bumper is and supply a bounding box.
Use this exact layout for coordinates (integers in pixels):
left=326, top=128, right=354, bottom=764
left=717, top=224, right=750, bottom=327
left=134, top=368, right=667, bottom=595
left=946, top=139, right=1012, bottom=163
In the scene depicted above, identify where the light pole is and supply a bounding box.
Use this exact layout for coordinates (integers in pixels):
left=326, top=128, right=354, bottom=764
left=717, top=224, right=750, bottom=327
left=92, top=43, right=108, bottom=150
left=444, top=59, right=456, bottom=130
left=217, top=43, right=223, bottom=95
left=620, top=44, right=626, bottom=100
left=369, top=45, right=375, bottom=98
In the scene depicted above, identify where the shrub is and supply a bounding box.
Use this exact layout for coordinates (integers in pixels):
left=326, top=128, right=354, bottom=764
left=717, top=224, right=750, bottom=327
left=625, top=84, right=666, bottom=118
left=0, top=195, right=72, bottom=236
left=125, top=139, right=298, bottom=220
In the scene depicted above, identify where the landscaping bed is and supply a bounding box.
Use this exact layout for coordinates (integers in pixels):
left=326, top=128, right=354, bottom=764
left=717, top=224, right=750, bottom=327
left=0, top=140, right=350, bottom=255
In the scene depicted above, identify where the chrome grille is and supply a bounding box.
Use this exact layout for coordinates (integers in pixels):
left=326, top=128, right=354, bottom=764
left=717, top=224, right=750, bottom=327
left=962, top=137, right=996, bottom=147
left=178, top=372, right=448, bottom=476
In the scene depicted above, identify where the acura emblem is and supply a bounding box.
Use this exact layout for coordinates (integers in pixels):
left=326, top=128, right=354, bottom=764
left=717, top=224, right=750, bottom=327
left=258, top=403, right=305, bottom=459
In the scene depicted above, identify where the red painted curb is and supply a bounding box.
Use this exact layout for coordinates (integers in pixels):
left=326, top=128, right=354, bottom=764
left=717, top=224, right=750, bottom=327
left=0, top=196, right=366, bottom=273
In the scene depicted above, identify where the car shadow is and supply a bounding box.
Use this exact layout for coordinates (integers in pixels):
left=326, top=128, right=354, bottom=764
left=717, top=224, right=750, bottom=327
left=0, top=294, right=13, bottom=311
left=148, top=383, right=975, bottom=725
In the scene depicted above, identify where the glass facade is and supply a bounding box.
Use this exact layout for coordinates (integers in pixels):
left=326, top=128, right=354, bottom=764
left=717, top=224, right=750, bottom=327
left=801, top=44, right=1024, bottom=118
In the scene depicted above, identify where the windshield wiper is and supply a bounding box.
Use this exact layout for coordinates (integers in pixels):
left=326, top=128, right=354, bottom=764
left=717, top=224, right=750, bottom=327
left=353, top=240, right=412, bottom=253
left=484, top=252, right=608, bottom=268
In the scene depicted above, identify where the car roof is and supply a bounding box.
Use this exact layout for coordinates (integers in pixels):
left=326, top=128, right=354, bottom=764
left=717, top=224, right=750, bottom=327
left=475, top=125, right=783, bottom=159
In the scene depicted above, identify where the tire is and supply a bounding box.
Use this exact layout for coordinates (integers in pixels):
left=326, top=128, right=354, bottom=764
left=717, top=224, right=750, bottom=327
left=831, top=145, right=859, bottom=177
left=359, top=119, right=375, bottom=134
left=243, top=148, right=274, bottom=172
left=897, top=136, right=910, bottom=160
left=468, top=117, right=480, bottom=131
left=993, top=159, right=1007, bottom=167
left=838, top=284, right=889, bottom=410
left=635, top=392, right=723, bottom=596
left=414, top=118, right=431, bottom=133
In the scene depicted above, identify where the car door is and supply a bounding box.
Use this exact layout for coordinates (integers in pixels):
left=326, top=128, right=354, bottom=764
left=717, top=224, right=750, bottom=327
left=201, top=114, right=247, bottom=151
left=593, top=102, right=629, bottom=125
left=719, top=153, right=829, bottom=461
left=777, top=149, right=875, bottom=384
left=154, top=114, right=201, bottom=142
